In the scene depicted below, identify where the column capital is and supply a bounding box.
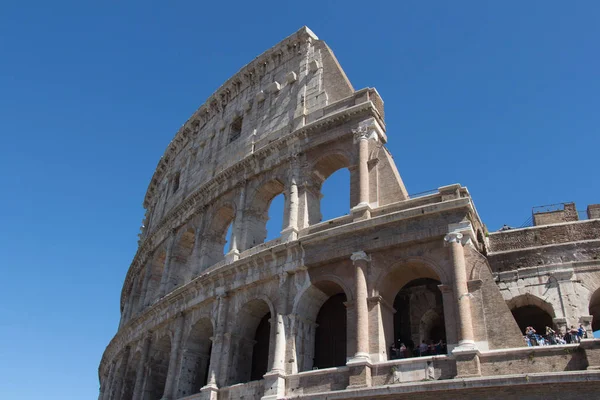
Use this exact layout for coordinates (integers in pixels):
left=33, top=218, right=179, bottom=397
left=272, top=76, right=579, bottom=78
left=350, top=251, right=370, bottom=263
left=352, top=117, right=382, bottom=143
left=444, top=232, right=471, bottom=246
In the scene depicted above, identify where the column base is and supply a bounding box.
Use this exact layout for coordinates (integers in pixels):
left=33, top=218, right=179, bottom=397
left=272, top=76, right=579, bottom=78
left=280, top=227, right=298, bottom=242
left=262, top=370, right=286, bottom=400
left=199, top=383, right=219, bottom=400
left=225, top=249, right=240, bottom=263
left=351, top=203, right=371, bottom=221
left=452, top=347, right=481, bottom=378
left=346, top=356, right=372, bottom=389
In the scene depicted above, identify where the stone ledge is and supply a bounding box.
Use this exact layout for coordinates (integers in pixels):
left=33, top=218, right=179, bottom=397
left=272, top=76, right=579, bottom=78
left=288, top=370, right=600, bottom=399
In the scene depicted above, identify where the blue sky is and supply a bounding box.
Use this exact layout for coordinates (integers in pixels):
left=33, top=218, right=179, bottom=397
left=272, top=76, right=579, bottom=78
left=1, top=1, right=599, bottom=399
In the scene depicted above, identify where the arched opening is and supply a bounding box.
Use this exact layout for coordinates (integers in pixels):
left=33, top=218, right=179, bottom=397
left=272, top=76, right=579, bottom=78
left=314, top=293, right=347, bottom=368
left=244, top=180, right=285, bottom=250
left=511, top=306, right=553, bottom=335
left=224, top=223, right=233, bottom=256
left=378, top=262, right=447, bottom=359
left=167, top=227, right=196, bottom=290
left=145, top=335, right=171, bottom=400
left=293, top=279, right=349, bottom=372
left=177, top=318, right=213, bottom=398
left=507, top=294, right=556, bottom=335
left=121, top=351, right=140, bottom=400
left=392, top=278, right=446, bottom=357
left=251, top=313, right=271, bottom=381
left=265, top=193, right=285, bottom=242
left=144, top=248, right=167, bottom=305
left=233, top=299, right=272, bottom=384
left=203, top=205, right=234, bottom=268
left=320, top=168, right=351, bottom=222
left=589, top=288, right=600, bottom=332
left=309, top=154, right=351, bottom=225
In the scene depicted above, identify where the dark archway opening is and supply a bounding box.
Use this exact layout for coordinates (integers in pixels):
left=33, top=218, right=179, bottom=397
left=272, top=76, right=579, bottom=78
left=511, top=305, right=554, bottom=335
left=250, top=312, right=271, bottom=381
left=145, top=336, right=171, bottom=400
left=177, top=319, right=213, bottom=398
left=393, top=278, right=446, bottom=357
left=314, top=293, right=347, bottom=368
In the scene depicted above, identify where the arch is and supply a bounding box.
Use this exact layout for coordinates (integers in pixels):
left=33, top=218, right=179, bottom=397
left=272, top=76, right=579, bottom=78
left=392, top=278, right=446, bottom=357
left=121, top=351, right=141, bottom=400
left=376, top=261, right=447, bottom=359
left=243, top=178, right=286, bottom=250
left=231, top=298, right=273, bottom=384
left=293, top=279, right=350, bottom=372
left=507, top=294, right=556, bottom=334
left=145, top=334, right=171, bottom=400
left=202, top=204, right=235, bottom=268
left=377, top=258, right=449, bottom=306
left=306, top=152, right=352, bottom=226
left=177, top=317, right=214, bottom=398
left=589, top=288, right=600, bottom=332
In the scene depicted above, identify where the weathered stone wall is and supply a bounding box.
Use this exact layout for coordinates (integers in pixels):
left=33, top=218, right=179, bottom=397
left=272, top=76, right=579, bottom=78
left=99, top=27, right=600, bottom=400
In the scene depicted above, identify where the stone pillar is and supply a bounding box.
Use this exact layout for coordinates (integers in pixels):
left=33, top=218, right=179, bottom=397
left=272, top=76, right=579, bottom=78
left=201, top=292, right=229, bottom=399
left=445, top=232, right=481, bottom=378
left=347, top=251, right=372, bottom=389
left=132, top=333, right=151, bottom=400
left=112, top=346, right=130, bottom=400
left=191, top=214, right=206, bottom=277
left=138, top=257, right=153, bottom=310
left=357, top=136, right=369, bottom=207
left=350, top=251, right=370, bottom=360
left=163, top=313, right=185, bottom=400
left=159, top=231, right=176, bottom=297
left=263, top=273, right=290, bottom=399
left=281, top=158, right=299, bottom=242
left=101, top=361, right=116, bottom=400
left=444, top=232, right=475, bottom=349
left=227, top=182, right=246, bottom=262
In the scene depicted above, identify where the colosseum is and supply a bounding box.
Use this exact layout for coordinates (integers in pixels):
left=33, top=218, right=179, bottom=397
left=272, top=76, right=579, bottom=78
left=99, top=27, right=600, bottom=400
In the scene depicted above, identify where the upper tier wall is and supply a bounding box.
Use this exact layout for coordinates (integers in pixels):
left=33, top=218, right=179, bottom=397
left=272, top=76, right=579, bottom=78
left=142, top=27, right=356, bottom=236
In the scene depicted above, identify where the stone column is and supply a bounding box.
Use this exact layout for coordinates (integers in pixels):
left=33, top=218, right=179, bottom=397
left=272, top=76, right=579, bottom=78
left=357, top=135, right=369, bottom=207
left=445, top=232, right=481, bottom=378
left=191, top=214, right=207, bottom=277
left=444, top=232, right=475, bottom=349
left=226, top=182, right=246, bottom=262
left=347, top=251, right=372, bottom=389
left=101, top=361, right=116, bottom=400
left=350, top=251, right=370, bottom=360
left=351, top=119, right=380, bottom=221
left=201, top=292, right=229, bottom=399
left=132, top=333, right=152, bottom=400
left=138, top=257, right=153, bottom=310
left=159, top=231, right=176, bottom=297
left=111, top=346, right=130, bottom=400
left=163, top=313, right=185, bottom=400
left=263, top=273, right=291, bottom=399
left=281, top=157, right=300, bottom=242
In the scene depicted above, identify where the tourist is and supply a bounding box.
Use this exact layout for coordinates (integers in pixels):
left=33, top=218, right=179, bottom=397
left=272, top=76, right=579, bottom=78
left=399, top=342, right=407, bottom=359
left=418, top=340, right=428, bottom=356
left=578, top=324, right=586, bottom=340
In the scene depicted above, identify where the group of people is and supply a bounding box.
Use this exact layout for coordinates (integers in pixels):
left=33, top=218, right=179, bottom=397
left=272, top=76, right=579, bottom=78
left=389, top=339, right=447, bottom=359
left=524, top=324, right=588, bottom=347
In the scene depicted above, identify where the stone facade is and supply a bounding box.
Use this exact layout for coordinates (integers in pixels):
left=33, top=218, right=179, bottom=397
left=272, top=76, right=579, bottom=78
left=99, top=27, right=600, bottom=400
